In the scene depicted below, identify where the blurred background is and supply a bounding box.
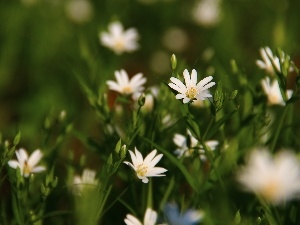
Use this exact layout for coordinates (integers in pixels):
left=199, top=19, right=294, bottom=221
left=1, top=0, right=300, bottom=145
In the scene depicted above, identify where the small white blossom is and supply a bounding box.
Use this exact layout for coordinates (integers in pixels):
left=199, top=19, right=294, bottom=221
left=8, top=148, right=46, bottom=177
left=256, top=47, right=293, bottom=75
left=168, top=69, right=215, bottom=104
left=73, top=168, right=98, bottom=194
left=256, top=47, right=281, bottom=74
left=106, top=69, right=146, bottom=96
left=100, top=21, right=139, bottom=55
left=237, top=149, right=300, bottom=204
left=124, top=208, right=157, bottom=225
left=124, top=148, right=167, bottom=183
left=173, top=130, right=218, bottom=160
left=261, top=77, right=293, bottom=106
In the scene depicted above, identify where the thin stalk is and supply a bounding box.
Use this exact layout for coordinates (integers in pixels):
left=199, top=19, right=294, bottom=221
left=270, top=104, right=290, bottom=152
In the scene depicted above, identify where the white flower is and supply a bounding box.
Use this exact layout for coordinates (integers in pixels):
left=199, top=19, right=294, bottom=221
left=173, top=130, right=218, bottom=160
left=124, top=148, right=167, bottom=183
left=168, top=69, right=215, bottom=104
left=261, top=77, right=293, bottom=106
left=256, top=47, right=281, bottom=74
left=192, top=0, right=222, bottom=27
left=124, top=208, right=157, bottom=225
left=8, top=148, right=46, bottom=177
left=237, top=149, right=300, bottom=204
left=106, top=69, right=147, bottom=96
left=256, top=47, right=293, bottom=75
left=73, top=168, right=98, bottom=194
left=99, top=21, right=139, bottom=55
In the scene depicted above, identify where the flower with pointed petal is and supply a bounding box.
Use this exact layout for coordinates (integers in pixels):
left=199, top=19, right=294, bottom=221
left=237, top=149, right=300, bottom=205
left=124, top=208, right=157, bottom=225
left=173, top=130, right=218, bottom=160
left=164, top=203, right=204, bottom=225
left=106, top=69, right=146, bottom=97
left=256, top=47, right=293, bottom=75
left=100, top=21, right=139, bottom=55
left=124, top=148, right=167, bottom=183
left=8, top=148, right=46, bottom=177
left=168, top=69, right=215, bottom=104
left=261, top=77, right=293, bottom=106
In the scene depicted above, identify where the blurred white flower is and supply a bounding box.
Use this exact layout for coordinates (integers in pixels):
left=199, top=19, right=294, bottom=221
left=261, top=77, right=293, bottom=106
left=140, top=86, right=159, bottom=112
left=162, top=27, right=188, bottom=52
left=173, top=130, right=218, bottom=160
left=73, top=168, right=98, bottom=194
left=192, top=0, right=222, bottom=27
left=106, top=69, right=146, bottom=96
left=100, top=21, right=139, bottom=55
left=8, top=148, right=46, bottom=177
left=237, top=149, right=300, bottom=204
left=65, top=0, right=93, bottom=24
left=124, top=148, right=167, bottom=183
left=256, top=47, right=293, bottom=75
left=124, top=208, right=157, bottom=225
left=256, top=47, right=281, bottom=74
left=164, top=203, right=204, bottom=225
left=168, top=69, right=215, bottom=104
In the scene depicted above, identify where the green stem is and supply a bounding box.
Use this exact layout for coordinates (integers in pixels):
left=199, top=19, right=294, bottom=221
left=202, top=116, right=215, bottom=141
left=270, top=104, right=290, bottom=152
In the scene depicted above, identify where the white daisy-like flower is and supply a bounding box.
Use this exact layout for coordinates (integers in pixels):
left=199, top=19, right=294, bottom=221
left=124, top=208, right=157, bottom=225
left=173, top=130, right=218, bottom=160
left=261, top=77, right=293, bottom=106
left=106, top=69, right=147, bottom=96
left=73, top=168, right=98, bottom=194
left=99, top=21, right=139, bottom=55
left=8, top=148, right=46, bottom=177
left=237, top=149, right=300, bottom=205
left=168, top=69, right=215, bottom=104
left=124, top=148, right=167, bottom=183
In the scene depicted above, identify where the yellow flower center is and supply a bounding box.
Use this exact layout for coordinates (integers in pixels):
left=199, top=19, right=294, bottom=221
left=186, top=87, right=197, bottom=99
left=122, top=86, right=133, bottom=94
left=136, top=164, right=148, bottom=177
left=269, top=93, right=280, bottom=105
left=115, top=39, right=125, bottom=52
left=23, top=161, right=31, bottom=177
left=261, top=180, right=280, bottom=201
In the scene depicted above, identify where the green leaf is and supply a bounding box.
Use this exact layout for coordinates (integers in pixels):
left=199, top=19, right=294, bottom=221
left=13, top=131, right=21, bottom=146
left=206, top=107, right=239, bottom=139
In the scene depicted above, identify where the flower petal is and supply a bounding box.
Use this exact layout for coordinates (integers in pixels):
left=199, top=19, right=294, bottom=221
left=27, top=149, right=43, bottom=167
